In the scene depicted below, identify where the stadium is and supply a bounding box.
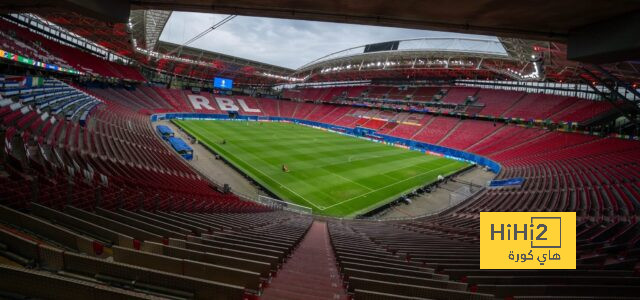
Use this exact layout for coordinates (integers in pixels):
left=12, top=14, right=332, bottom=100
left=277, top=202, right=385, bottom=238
left=0, top=1, right=639, bottom=299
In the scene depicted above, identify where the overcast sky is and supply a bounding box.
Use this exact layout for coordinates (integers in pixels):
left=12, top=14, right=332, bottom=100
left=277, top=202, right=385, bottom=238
left=159, top=12, right=498, bottom=69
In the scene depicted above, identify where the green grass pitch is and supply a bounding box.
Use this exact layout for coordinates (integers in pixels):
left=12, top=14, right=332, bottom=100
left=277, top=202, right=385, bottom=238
left=174, top=120, right=470, bottom=217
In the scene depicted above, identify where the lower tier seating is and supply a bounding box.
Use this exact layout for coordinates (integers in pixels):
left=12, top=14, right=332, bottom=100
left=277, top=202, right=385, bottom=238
left=0, top=203, right=312, bottom=299
left=1, top=79, right=638, bottom=299
left=328, top=219, right=640, bottom=299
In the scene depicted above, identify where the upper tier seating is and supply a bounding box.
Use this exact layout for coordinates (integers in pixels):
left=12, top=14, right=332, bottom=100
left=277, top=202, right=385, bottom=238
left=281, top=85, right=612, bottom=124
left=320, top=86, right=350, bottom=101
left=281, top=89, right=300, bottom=99
left=295, top=88, right=327, bottom=101
left=441, top=87, right=479, bottom=104
left=366, top=86, right=393, bottom=98
left=344, top=86, right=368, bottom=98
left=475, top=89, right=525, bottom=116
left=411, top=87, right=441, bottom=101
left=0, top=28, right=70, bottom=70
left=387, top=86, right=414, bottom=100
left=0, top=19, right=145, bottom=81
left=550, top=100, right=615, bottom=123
left=503, top=94, right=577, bottom=120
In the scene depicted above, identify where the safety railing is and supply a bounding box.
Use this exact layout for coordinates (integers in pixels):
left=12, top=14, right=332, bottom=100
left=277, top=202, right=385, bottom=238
left=256, top=195, right=313, bottom=215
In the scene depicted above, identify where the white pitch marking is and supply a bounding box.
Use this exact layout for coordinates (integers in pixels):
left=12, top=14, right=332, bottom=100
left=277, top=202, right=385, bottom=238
left=321, top=162, right=458, bottom=211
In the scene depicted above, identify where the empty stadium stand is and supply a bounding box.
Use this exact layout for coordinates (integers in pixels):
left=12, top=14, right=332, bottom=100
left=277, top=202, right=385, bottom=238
left=412, top=87, right=442, bottom=102
left=283, top=85, right=615, bottom=124
left=0, top=203, right=312, bottom=299
left=0, top=75, right=264, bottom=214
left=412, top=116, right=460, bottom=144
left=440, top=120, right=504, bottom=150
left=1, top=70, right=639, bottom=299
left=328, top=220, right=640, bottom=299
left=1, top=1, right=639, bottom=297
left=0, top=19, right=145, bottom=81
left=441, top=87, right=479, bottom=104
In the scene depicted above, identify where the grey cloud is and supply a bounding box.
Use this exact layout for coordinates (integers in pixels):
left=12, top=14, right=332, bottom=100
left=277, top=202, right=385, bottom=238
left=159, top=12, right=497, bottom=69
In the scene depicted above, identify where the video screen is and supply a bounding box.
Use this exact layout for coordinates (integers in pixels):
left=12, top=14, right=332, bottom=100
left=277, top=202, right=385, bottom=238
left=213, top=77, right=233, bottom=90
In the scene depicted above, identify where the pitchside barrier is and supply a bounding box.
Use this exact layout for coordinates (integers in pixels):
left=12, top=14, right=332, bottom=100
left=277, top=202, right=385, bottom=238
left=368, top=182, right=486, bottom=221
left=257, top=195, right=313, bottom=215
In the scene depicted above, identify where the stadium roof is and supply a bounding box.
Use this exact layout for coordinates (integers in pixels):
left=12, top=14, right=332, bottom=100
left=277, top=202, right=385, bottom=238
left=157, top=12, right=501, bottom=69
left=84, top=1, right=640, bottom=61
left=7, top=1, right=638, bottom=41
left=301, top=38, right=509, bottom=68
left=291, top=37, right=640, bottom=84
left=146, top=40, right=293, bottom=83
left=3, top=1, right=639, bottom=85
left=130, top=9, right=171, bottom=52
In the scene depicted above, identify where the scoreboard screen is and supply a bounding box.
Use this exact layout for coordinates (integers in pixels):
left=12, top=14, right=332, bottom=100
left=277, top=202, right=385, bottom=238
left=213, top=77, right=233, bottom=90
left=363, top=41, right=400, bottom=53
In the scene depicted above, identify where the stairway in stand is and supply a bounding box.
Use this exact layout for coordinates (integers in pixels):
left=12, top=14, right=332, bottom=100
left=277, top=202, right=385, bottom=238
left=261, top=221, right=348, bottom=300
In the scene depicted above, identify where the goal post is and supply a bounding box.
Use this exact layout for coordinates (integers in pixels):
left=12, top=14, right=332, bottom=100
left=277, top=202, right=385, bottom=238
left=257, top=195, right=313, bottom=215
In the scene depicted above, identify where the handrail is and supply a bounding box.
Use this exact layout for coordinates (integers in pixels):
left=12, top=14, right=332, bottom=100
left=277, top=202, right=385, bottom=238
left=256, top=195, right=313, bottom=215
left=372, top=186, right=486, bottom=221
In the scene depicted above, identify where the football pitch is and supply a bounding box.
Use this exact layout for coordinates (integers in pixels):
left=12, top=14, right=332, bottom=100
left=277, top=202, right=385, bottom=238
left=174, top=120, right=470, bottom=217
